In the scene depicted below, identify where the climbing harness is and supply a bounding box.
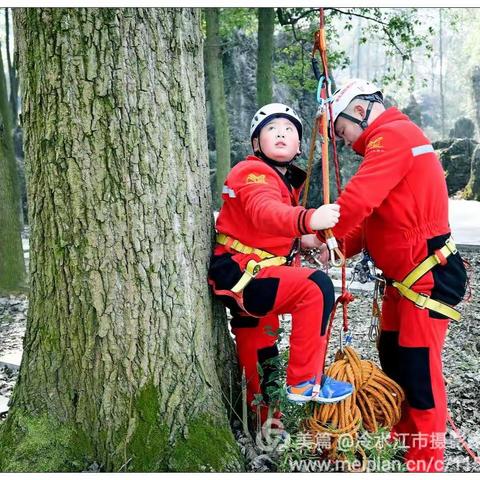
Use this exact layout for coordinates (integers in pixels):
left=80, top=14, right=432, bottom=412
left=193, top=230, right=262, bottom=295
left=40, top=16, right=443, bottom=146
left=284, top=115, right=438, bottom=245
left=216, top=233, right=287, bottom=293
left=390, top=236, right=461, bottom=321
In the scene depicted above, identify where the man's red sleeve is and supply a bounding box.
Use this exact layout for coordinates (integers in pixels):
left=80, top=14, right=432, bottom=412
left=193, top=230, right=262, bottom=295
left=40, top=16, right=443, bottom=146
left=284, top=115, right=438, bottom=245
left=332, top=129, right=413, bottom=239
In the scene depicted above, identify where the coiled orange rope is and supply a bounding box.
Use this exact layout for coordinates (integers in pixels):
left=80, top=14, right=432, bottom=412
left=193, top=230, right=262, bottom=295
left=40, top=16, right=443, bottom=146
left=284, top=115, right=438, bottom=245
left=306, top=346, right=405, bottom=468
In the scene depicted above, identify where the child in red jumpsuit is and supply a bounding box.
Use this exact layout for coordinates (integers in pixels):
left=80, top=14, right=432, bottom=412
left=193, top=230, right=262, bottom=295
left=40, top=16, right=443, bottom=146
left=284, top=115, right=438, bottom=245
left=208, top=103, right=353, bottom=425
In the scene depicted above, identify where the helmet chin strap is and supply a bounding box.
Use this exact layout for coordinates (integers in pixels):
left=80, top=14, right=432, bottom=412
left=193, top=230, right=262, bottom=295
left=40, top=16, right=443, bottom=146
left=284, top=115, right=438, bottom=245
left=254, top=139, right=298, bottom=168
left=338, top=100, right=374, bottom=130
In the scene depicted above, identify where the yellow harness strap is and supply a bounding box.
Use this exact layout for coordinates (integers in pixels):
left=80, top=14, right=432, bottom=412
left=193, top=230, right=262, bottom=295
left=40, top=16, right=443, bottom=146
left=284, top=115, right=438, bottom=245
left=391, top=281, right=461, bottom=321
left=391, top=237, right=461, bottom=321
left=216, top=233, right=276, bottom=260
left=231, top=257, right=287, bottom=293
left=402, top=237, right=458, bottom=288
left=216, top=233, right=287, bottom=293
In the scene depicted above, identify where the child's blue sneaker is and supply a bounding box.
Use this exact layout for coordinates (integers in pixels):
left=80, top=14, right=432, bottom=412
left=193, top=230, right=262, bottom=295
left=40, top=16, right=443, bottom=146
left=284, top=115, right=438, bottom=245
left=286, top=375, right=353, bottom=404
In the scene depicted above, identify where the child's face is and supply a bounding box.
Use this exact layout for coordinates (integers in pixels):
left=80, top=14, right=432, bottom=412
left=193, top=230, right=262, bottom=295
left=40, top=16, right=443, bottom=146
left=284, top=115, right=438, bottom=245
left=255, top=117, right=300, bottom=162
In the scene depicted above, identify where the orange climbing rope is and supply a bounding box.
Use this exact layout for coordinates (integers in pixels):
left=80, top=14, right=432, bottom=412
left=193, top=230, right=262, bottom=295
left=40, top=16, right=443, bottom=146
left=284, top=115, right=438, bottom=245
left=304, top=7, right=351, bottom=345
left=306, top=9, right=345, bottom=269
left=301, top=9, right=406, bottom=467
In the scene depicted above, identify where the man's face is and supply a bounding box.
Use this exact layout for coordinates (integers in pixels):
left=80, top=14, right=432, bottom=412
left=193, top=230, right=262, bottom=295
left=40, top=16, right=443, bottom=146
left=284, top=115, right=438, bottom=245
left=334, top=115, right=364, bottom=149
left=254, top=117, right=300, bottom=162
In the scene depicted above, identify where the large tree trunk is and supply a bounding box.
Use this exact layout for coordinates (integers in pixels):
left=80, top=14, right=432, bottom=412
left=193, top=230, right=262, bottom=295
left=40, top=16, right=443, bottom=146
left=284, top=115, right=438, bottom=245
left=204, top=8, right=231, bottom=210
left=1, top=8, right=242, bottom=472
left=0, top=47, right=25, bottom=294
left=256, top=8, right=275, bottom=105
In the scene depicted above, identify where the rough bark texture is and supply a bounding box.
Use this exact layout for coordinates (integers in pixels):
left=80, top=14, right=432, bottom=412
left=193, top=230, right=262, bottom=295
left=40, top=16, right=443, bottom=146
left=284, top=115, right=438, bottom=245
left=0, top=47, right=25, bottom=294
left=2, top=8, right=242, bottom=472
left=5, top=7, right=19, bottom=127
left=204, top=8, right=231, bottom=209
left=256, top=8, right=274, bottom=106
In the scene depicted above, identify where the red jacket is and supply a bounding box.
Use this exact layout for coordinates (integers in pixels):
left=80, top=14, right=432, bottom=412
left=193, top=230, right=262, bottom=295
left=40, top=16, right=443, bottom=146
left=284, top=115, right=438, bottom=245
left=331, top=107, right=451, bottom=282
left=214, top=155, right=315, bottom=257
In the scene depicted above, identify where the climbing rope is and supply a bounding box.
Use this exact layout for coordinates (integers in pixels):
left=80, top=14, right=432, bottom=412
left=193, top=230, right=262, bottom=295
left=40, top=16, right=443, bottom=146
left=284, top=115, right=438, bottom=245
left=306, top=347, right=405, bottom=468
left=302, top=9, right=405, bottom=469
left=303, top=8, right=344, bottom=268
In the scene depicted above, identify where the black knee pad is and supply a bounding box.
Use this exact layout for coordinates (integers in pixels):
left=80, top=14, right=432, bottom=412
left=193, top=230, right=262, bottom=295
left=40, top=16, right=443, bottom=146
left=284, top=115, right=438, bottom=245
left=398, top=345, right=435, bottom=410
left=230, top=314, right=260, bottom=328
left=243, top=277, right=280, bottom=317
left=378, top=331, right=401, bottom=384
left=308, top=270, right=335, bottom=335
left=257, top=345, right=280, bottom=403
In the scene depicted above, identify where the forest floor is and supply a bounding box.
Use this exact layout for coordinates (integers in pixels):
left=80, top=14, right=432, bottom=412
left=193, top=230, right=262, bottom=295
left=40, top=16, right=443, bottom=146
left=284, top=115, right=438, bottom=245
left=1, top=251, right=479, bottom=472
left=234, top=249, right=480, bottom=473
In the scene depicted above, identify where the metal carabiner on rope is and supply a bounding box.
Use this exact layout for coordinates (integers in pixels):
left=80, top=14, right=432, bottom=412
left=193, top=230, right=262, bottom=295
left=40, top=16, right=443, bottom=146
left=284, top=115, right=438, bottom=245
left=325, top=231, right=344, bottom=267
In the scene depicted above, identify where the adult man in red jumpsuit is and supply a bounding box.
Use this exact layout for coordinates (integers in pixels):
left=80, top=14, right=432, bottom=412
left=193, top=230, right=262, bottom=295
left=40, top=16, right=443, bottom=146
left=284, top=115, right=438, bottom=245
left=208, top=103, right=353, bottom=426
left=327, top=78, right=467, bottom=472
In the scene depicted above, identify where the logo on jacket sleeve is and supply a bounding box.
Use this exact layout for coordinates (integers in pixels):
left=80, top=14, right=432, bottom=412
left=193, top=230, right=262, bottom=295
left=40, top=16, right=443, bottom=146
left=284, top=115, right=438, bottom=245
left=366, top=136, right=384, bottom=152
left=246, top=173, right=267, bottom=184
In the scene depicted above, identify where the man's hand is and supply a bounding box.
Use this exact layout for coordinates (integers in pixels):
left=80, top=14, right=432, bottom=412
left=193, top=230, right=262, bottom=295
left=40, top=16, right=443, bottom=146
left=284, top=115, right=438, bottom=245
left=309, top=203, right=340, bottom=231
left=301, top=234, right=323, bottom=250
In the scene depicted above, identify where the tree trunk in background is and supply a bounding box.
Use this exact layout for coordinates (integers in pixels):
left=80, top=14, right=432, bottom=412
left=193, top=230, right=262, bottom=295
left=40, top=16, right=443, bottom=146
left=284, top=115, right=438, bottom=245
left=355, top=17, right=362, bottom=78
left=439, top=8, right=446, bottom=138
left=1, top=8, right=241, bottom=472
left=256, top=8, right=274, bottom=105
left=5, top=8, right=19, bottom=127
left=0, top=47, right=25, bottom=294
left=464, top=144, right=480, bottom=200
left=472, top=66, right=480, bottom=133
left=205, top=8, right=231, bottom=210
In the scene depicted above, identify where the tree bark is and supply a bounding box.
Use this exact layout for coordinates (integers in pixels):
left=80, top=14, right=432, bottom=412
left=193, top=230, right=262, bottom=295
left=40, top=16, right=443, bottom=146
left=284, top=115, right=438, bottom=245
left=256, top=8, right=275, bottom=106
left=2, top=8, right=241, bottom=472
left=5, top=7, right=19, bottom=127
left=472, top=66, right=480, bottom=133
left=204, top=8, right=231, bottom=210
left=0, top=46, right=25, bottom=294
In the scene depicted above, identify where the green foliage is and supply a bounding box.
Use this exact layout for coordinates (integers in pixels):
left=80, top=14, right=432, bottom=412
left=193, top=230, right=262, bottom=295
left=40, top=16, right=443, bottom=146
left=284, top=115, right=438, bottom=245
left=220, top=8, right=257, bottom=37
left=274, top=7, right=435, bottom=92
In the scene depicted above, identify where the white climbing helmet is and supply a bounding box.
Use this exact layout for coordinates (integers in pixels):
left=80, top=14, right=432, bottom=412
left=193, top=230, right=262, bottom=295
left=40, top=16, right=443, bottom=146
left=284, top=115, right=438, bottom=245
left=329, top=79, right=383, bottom=132
left=250, top=103, right=303, bottom=143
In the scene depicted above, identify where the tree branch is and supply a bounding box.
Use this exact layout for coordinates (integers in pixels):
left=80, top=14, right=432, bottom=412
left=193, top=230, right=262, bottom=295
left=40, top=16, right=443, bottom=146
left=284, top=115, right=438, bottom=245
left=327, top=7, right=388, bottom=27
left=328, top=8, right=408, bottom=59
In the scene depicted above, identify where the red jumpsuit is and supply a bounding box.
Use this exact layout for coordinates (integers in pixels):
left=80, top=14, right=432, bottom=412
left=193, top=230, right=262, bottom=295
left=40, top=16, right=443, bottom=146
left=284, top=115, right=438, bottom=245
left=209, top=155, right=335, bottom=424
left=329, top=107, right=467, bottom=472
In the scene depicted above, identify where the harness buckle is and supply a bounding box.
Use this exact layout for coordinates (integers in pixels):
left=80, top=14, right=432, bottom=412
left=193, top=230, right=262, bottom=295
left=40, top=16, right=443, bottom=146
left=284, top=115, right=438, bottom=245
left=444, top=237, right=457, bottom=255
left=415, top=292, right=430, bottom=309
